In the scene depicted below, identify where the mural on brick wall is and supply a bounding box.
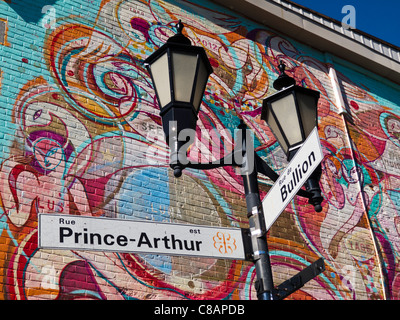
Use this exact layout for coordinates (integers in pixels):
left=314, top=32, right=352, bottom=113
left=0, top=0, right=399, bottom=300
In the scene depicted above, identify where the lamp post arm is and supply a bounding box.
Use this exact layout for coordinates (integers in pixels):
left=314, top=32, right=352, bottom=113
left=183, top=149, right=242, bottom=170
left=254, top=153, right=279, bottom=181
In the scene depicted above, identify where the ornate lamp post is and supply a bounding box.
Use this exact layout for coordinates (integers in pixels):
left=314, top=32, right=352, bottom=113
left=261, top=61, right=320, bottom=160
left=144, top=21, right=324, bottom=300
left=261, top=62, right=323, bottom=212
left=144, top=21, right=213, bottom=177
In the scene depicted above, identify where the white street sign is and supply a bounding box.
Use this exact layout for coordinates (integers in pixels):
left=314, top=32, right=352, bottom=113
left=38, top=214, right=247, bottom=260
left=262, top=127, right=323, bottom=230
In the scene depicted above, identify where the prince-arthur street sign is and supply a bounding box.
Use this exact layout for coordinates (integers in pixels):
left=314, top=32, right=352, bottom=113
left=38, top=214, right=248, bottom=260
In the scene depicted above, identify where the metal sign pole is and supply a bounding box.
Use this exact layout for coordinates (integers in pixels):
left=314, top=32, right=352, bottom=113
left=239, top=121, right=274, bottom=300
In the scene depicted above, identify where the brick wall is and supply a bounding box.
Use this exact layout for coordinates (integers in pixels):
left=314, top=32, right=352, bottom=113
left=0, top=0, right=399, bottom=300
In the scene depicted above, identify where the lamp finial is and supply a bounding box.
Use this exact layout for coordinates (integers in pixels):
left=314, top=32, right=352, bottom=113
left=176, top=20, right=184, bottom=34
left=166, top=20, right=191, bottom=45
left=273, top=61, right=296, bottom=90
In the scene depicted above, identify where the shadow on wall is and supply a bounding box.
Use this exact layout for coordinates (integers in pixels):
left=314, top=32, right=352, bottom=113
left=5, top=0, right=58, bottom=23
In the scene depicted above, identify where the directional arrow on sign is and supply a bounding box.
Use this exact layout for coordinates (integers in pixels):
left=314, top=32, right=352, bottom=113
left=262, top=127, right=323, bottom=231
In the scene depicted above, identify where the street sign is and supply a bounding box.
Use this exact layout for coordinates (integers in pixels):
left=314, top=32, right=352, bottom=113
left=273, top=258, right=325, bottom=300
left=262, top=127, right=323, bottom=230
left=38, top=213, right=249, bottom=260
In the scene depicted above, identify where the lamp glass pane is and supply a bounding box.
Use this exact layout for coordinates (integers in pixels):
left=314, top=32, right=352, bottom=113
left=270, top=93, right=303, bottom=146
left=149, top=52, right=171, bottom=108
left=172, top=52, right=198, bottom=103
left=266, top=106, right=288, bottom=154
left=297, top=91, right=318, bottom=138
left=192, top=58, right=209, bottom=111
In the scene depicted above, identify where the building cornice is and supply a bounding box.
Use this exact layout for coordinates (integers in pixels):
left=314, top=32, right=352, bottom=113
left=210, top=0, right=400, bottom=85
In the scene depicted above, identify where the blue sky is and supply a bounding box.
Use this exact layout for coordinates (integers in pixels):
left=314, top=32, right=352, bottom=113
left=289, top=0, right=400, bottom=48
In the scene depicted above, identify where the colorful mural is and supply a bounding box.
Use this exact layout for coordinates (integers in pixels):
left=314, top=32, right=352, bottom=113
left=0, top=0, right=399, bottom=300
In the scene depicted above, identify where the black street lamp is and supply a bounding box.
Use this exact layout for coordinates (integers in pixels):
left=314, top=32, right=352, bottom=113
left=144, top=20, right=213, bottom=177
left=144, top=21, right=324, bottom=300
left=262, top=62, right=323, bottom=212
left=261, top=62, right=320, bottom=161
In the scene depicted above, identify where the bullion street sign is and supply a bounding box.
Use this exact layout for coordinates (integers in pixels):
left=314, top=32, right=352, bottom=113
left=262, top=127, right=323, bottom=230
left=38, top=214, right=248, bottom=260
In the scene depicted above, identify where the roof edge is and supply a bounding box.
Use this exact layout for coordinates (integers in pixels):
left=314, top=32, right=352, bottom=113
left=210, top=0, right=400, bottom=85
left=282, top=0, right=400, bottom=52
